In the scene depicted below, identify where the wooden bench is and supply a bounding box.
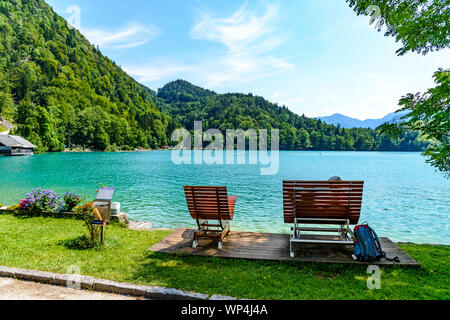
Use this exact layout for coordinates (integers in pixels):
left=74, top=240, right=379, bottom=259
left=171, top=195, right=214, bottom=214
left=283, top=181, right=364, bottom=257
left=184, top=186, right=238, bottom=249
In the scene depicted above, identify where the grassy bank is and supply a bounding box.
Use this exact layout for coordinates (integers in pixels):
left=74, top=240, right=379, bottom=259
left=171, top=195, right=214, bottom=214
left=0, top=214, right=448, bottom=300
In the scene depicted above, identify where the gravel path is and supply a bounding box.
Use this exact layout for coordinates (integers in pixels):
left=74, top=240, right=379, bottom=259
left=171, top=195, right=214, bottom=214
left=0, top=277, right=142, bottom=300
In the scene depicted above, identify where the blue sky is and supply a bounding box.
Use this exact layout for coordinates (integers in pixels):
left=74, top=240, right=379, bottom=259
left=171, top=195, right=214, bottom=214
left=46, top=0, right=448, bottom=119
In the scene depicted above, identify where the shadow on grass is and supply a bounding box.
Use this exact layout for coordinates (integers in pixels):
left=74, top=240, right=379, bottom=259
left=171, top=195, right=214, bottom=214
left=130, top=250, right=373, bottom=294
left=57, top=232, right=122, bottom=251
left=58, top=236, right=104, bottom=251
left=138, top=250, right=371, bottom=273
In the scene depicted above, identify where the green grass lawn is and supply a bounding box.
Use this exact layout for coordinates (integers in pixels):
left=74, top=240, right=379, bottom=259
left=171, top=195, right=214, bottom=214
left=0, top=213, right=448, bottom=300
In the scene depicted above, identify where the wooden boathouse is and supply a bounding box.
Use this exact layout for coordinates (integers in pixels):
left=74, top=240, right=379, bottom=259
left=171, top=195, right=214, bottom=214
left=0, top=135, right=37, bottom=156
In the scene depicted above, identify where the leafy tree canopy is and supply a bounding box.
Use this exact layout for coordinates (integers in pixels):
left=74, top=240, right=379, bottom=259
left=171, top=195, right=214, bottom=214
left=0, top=0, right=176, bottom=152
left=380, top=69, right=450, bottom=176
left=348, top=0, right=450, bottom=177
left=347, top=0, right=450, bottom=56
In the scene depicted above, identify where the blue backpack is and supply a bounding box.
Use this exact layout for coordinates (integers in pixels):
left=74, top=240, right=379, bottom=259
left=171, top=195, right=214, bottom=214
left=353, top=223, right=400, bottom=263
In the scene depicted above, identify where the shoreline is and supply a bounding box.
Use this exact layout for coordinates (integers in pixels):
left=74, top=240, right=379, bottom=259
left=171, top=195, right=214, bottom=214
left=51, top=149, right=424, bottom=154
left=63, top=148, right=170, bottom=153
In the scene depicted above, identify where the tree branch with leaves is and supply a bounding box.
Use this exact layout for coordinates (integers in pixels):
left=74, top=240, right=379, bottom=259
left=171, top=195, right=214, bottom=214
left=347, top=0, right=450, bottom=177
left=379, top=69, right=450, bottom=176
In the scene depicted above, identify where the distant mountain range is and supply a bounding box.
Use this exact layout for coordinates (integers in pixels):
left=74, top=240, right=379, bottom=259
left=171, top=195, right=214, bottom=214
left=317, top=111, right=408, bottom=129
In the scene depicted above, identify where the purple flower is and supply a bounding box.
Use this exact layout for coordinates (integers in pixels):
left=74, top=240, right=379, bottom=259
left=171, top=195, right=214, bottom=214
left=22, top=188, right=62, bottom=213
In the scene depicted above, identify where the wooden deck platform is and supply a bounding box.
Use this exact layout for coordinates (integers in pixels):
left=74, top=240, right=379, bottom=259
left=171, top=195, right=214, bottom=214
left=149, top=228, right=419, bottom=266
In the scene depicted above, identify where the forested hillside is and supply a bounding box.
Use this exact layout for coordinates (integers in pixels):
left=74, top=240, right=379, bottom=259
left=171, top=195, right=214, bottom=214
left=157, top=80, right=429, bottom=151
left=0, top=0, right=177, bottom=152
left=0, top=0, right=429, bottom=152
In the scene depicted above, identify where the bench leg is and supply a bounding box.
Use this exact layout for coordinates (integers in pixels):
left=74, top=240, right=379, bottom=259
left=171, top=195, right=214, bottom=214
left=192, top=223, right=230, bottom=250
left=193, top=231, right=200, bottom=249
left=290, top=227, right=296, bottom=258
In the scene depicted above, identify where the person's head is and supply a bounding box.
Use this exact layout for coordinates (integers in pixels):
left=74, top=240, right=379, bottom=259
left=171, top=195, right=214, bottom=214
left=328, top=176, right=342, bottom=182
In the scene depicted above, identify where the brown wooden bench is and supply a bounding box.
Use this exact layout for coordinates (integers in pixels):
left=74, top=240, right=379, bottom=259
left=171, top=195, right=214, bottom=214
left=184, top=186, right=238, bottom=249
left=283, top=181, right=364, bottom=257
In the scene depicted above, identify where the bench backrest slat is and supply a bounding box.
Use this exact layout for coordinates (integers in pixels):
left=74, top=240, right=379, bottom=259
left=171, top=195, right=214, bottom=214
left=283, top=181, right=364, bottom=225
left=184, top=186, right=233, bottom=221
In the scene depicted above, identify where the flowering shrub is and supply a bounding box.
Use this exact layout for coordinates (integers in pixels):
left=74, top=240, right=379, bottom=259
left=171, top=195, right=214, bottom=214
left=74, top=201, right=95, bottom=217
left=19, top=198, right=33, bottom=210
left=7, top=204, right=20, bottom=211
left=22, top=188, right=63, bottom=213
left=74, top=201, right=103, bottom=245
left=64, top=192, right=82, bottom=212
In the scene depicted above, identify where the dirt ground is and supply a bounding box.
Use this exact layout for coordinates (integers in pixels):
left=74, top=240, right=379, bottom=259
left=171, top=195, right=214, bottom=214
left=0, top=277, right=142, bottom=300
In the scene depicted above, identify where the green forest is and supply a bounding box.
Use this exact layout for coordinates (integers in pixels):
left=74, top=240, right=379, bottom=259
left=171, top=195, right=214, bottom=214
left=157, top=80, right=429, bottom=151
left=0, top=0, right=176, bottom=152
left=0, top=0, right=430, bottom=153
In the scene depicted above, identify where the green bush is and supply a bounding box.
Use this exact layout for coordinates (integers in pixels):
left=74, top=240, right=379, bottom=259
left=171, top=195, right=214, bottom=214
left=7, top=204, right=20, bottom=211
left=104, top=144, right=118, bottom=152
left=120, top=145, right=135, bottom=151
left=63, top=192, right=81, bottom=212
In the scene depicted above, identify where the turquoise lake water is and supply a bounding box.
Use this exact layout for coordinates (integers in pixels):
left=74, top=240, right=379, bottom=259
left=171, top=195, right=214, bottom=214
left=0, top=151, right=448, bottom=244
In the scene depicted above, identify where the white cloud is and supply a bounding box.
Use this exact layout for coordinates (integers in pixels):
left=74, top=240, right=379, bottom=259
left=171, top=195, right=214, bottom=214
left=267, top=56, right=295, bottom=70
left=278, top=96, right=305, bottom=108
left=190, top=2, right=281, bottom=54
left=82, top=23, right=160, bottom=49
left=188, top=1, right=294, bottom=87
left=123, top=64, right=193, bottom=83
left=330, top=95, right=340, bottom=101
left=291, top=97, right=305, bottom=103
left=123, top=2, right=294, bottom=88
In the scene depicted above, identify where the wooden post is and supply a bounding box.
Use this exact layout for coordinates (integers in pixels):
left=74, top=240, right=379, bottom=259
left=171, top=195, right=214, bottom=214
left=93, top=220, right=106, bottom=244
left=100, top=223, right=105, bottom=244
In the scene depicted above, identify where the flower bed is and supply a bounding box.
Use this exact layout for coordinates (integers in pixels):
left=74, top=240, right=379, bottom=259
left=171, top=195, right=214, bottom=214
left=1, top=187, right=128, bottom=226
left=20, top=188, right=64, bottom=213
left=0, top=207, right=129, bottom=225
left=13, top=188, right=83, bottom=215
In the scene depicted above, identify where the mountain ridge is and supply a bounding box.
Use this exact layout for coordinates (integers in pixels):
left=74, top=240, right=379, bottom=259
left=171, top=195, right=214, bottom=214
left=0, top=0, right=428, bottom=153
left=155, top=80, right=427, bottom=151
left=0, top=0, right=177, bottom=151
left=317, top=112, right=408, bottom=129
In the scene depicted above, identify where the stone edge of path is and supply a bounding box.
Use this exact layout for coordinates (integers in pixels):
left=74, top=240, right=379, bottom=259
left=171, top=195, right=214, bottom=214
left=0, top=265, right=237, bottom=300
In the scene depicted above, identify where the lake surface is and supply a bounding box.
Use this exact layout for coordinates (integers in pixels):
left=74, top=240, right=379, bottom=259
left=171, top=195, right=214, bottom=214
left=0, top=151, right=448, bottom=244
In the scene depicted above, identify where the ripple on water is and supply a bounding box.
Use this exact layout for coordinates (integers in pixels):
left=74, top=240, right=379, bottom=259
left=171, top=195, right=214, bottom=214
left=0, top=151, right=448, bottom=244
